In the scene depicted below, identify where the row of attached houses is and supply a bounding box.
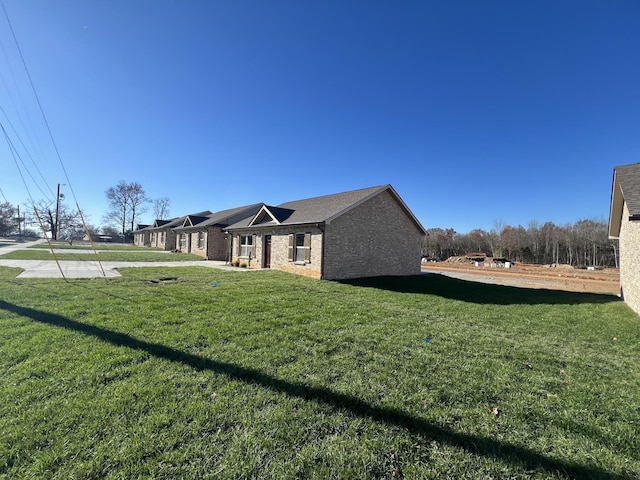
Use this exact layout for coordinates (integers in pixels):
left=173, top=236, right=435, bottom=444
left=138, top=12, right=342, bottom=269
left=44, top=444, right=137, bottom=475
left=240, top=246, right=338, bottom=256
left=133, top=185, right=426, bottom=280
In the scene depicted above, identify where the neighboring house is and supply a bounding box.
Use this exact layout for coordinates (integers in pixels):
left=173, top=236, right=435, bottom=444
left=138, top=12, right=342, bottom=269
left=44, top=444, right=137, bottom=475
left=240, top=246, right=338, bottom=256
left=173, top=204, right=263, bottom=259
left=173, top=214, right=211, bottom=256
left=133, top=224, right=151, bottom=246
left=137, top=219, right=173, bottom=249
left=226, top=185, right=426, bottom=280
left=192, top=203, right=263, bottom=261
left=608, top=162, right=640, bottom=315
left=154, top=211, right=212, bottom=251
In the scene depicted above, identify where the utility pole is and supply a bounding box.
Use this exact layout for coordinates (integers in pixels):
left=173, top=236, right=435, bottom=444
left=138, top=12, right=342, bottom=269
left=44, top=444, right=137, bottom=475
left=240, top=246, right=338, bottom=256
left=17, top=205, right=21, bottom=235
left=55, top=183, right=65, bottom=241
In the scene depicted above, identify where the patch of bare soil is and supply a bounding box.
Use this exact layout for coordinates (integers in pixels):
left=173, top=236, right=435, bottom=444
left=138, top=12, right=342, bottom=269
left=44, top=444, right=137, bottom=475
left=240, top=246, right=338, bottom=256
left=421, top=257, right=620, bottom=295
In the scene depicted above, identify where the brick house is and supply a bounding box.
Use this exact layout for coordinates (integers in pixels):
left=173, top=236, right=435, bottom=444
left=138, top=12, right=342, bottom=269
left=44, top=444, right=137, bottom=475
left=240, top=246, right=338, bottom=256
left=144, top=212, right=212, bottom=251
left=133, top=224, right=151, bottom=246
left=608, top=162, right=640, bottom=314
left=173, top=214, right=210, bottom=256
left=226, top=185, right=426, bottom=280
left=173, top=204, right=262, bottom=259
left=133, top=220, right=170, bottom=247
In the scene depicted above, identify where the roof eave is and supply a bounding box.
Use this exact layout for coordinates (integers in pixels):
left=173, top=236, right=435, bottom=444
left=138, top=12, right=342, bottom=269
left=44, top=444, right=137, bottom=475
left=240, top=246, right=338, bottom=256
left=608, top=170, right=623, bottom=239
left=227, top=220, right=325, bottom=231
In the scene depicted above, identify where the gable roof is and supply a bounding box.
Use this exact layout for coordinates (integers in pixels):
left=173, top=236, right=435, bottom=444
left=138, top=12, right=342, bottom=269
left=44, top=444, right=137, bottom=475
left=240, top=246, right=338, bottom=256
left=227, top=185, right=426, bottom=234
left=172, top=204, right=264, bottom=232
left=145, top=211, right=212, bottom=231
left=250, top=205, right=295, bottom=226
left=609, top=162, right=640, bottom=238
left=181, top=215, right=210, bottom=228
left=133, top=219, right=172, bottom=233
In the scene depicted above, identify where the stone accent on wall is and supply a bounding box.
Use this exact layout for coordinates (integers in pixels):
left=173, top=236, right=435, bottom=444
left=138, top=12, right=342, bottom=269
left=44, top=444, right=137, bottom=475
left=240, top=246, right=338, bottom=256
left=187, top=231, right=207, bottom=258
left=619, top=201, right=640, bottom=315
left=230, top=227, right=323, bottom=277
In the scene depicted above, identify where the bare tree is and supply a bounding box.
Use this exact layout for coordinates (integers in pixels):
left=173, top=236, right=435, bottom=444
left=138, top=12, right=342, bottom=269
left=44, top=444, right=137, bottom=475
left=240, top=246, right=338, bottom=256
left=28, top=199, right=81, bottom=240
left=430, top=217, right=617, bottom=267
left=153, top=197, right=171, bottom=220
left=104, top=181, right=149, bottom=235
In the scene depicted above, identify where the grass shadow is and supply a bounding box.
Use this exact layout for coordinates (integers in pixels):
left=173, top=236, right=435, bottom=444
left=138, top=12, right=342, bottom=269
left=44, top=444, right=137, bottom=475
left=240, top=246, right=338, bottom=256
left=0, top=299, right=625, bottom=479
left=342, top=274, right=619, bottom=306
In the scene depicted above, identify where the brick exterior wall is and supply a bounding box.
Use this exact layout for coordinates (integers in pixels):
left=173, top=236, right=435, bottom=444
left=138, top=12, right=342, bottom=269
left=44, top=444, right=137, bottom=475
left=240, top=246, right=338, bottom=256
left=133, top=232, right=149, bottom=246
left=207, top=228, right=228, bottom=261
left=164, top=230, right=176, bottom=250
left=323, top=190, right=423, bottom=280
left=619, top=202, right=640, bottom=315
left=179, top=231, right=207, bottom=257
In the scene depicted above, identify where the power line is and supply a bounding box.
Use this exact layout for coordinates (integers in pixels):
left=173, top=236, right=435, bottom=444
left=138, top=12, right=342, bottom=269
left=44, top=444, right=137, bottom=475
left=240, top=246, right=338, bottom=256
left=2, top=121, right=37, bottom=206
left=0, top=30, right=43, bottom=164
left=1, top=121, right=53, bottom=200
left=0, top=106, right=55, bottom=199
left=0, top=1, right=107, bottom=280
left=1, top=1, right=78, bottom=206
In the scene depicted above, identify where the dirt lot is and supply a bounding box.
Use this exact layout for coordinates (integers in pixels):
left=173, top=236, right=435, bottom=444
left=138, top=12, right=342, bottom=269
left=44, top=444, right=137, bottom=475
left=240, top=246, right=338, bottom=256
left=421, top=258, right=620, bottom=295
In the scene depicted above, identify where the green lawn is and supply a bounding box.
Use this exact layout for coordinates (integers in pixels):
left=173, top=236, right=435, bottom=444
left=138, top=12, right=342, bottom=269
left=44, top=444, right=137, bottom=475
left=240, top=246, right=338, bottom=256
left=1, top=267, right=638, bottom=479
left=29, top=242, right=160, bottom=251
left=1, top=250, right=203, bottom=262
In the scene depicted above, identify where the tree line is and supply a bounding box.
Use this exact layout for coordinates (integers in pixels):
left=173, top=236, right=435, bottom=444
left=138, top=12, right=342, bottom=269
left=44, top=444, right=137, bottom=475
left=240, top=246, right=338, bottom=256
left=423, top=219, right=618, bottom=268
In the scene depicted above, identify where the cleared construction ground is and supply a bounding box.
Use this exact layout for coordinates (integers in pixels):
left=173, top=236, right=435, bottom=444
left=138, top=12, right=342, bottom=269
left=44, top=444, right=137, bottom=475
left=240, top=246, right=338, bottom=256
left=422, top=256, right=620, bottom=295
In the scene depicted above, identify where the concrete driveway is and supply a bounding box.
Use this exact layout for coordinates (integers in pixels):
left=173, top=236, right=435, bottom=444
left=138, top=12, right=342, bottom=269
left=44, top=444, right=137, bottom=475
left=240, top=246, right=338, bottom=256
left=0, top=239, right=247, bottom=279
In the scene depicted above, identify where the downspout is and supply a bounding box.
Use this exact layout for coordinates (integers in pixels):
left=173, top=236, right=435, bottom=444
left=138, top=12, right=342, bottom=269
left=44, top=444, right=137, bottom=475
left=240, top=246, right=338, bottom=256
left=224, top=231, right=231, bottom=264
left=318, top=222, right=326, bottom=280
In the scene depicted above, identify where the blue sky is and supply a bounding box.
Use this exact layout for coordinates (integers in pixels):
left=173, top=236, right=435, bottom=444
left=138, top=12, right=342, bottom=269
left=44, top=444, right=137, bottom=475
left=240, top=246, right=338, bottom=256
left=1, top=1, right=639, bottom=233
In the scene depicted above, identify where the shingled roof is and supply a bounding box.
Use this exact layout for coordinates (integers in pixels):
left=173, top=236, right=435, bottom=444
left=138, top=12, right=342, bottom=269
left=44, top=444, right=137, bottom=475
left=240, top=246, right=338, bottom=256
left=199, top=203, right=263, bottom=227
left=609, top=162, right=640, bottom=238
left=145, top=211, right=213, bottom=231
left=227, top=185, right=426, bottom=233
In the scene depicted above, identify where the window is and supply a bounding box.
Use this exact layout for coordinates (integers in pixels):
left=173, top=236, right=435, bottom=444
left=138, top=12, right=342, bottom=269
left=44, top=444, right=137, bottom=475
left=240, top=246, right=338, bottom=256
left=295, top=233, right=305, bottom=262
left=289, top=233, right=311, bottom=263
left=160, top=232, right=165, bottom=243
left=179, top=234, right=186, bottom=249
left=197, top=232, right=204, bottom=249
left=240, top=235, right=253, bottom=257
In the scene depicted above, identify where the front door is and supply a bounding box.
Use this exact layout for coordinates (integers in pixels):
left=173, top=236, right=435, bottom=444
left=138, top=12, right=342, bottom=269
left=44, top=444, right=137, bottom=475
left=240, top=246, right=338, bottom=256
left=264, top=235, right=271, bottom=268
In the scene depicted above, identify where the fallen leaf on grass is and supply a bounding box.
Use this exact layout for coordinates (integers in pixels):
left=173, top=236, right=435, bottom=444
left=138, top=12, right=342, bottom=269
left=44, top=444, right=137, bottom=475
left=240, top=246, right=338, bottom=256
left=491, top=407, right=500, bottom=417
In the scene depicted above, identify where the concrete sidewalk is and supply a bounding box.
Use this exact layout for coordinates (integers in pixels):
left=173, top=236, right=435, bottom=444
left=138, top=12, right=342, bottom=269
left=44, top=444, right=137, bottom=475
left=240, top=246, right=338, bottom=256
left=0, top=239, right=250, bottom=278
left=0, top=259, right=248, bottom=278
